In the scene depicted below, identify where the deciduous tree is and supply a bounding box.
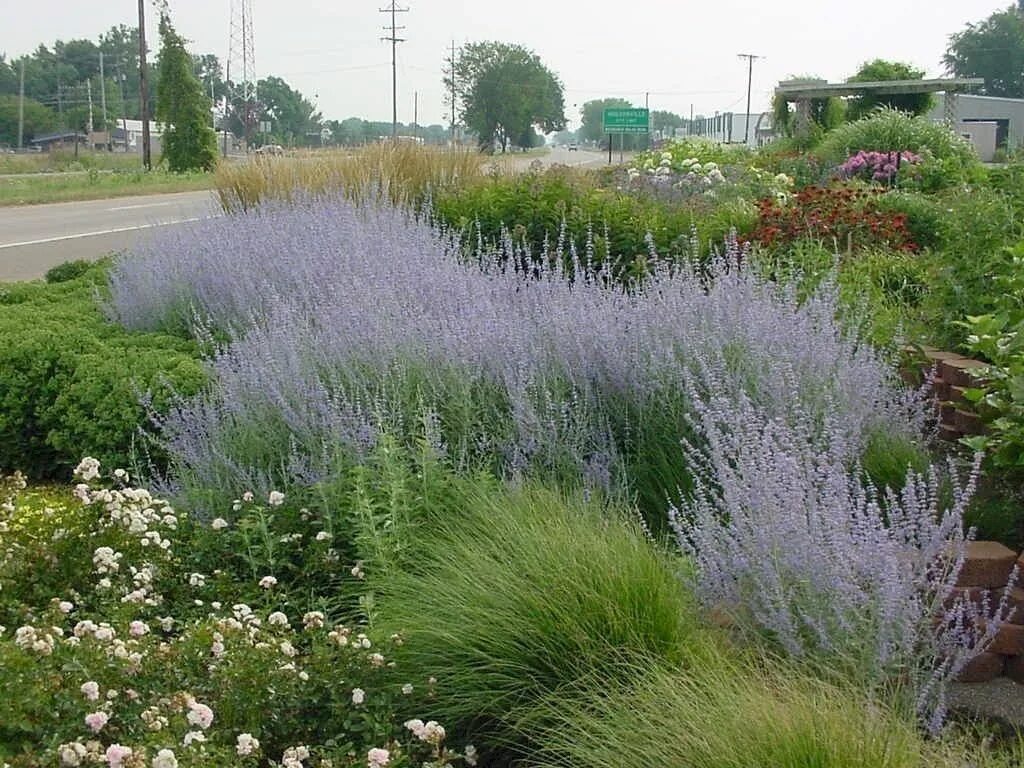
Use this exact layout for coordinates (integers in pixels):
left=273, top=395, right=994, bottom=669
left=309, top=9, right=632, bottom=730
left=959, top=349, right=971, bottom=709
left=945, top=4, right=1024, bottom=98
left=846, top=59, right=933, bottom=120
left=448, top=42, right=565, bottom=152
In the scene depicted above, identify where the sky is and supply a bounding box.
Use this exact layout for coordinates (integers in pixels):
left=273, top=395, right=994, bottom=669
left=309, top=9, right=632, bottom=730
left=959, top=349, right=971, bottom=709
left=2, top=0, right=1010, bottom=129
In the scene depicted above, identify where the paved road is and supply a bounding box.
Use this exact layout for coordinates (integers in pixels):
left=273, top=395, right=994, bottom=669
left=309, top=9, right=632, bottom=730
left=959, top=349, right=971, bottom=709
left=0, top=148, right=625, bottom=283
left=506, top=146, right=623, bottom=170
left=0, top=190, right=217, bottom=282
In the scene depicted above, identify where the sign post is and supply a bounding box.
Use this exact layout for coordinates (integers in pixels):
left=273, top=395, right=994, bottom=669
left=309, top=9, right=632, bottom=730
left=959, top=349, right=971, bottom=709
left=602, top=107, right=650, bottom=164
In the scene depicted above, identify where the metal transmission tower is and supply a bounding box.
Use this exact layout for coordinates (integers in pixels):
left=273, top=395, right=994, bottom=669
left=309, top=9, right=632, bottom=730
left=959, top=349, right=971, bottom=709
left=380, top=0, right=408, bottom=140
left=228, top=0, right=257, bottom=150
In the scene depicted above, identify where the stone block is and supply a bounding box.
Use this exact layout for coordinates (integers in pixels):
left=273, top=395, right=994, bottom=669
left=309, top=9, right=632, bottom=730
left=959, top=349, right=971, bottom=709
left=957, top=651, right=1005, bottom=683
left=1006, top=654, right=1024, bottom=683
left=958, top=541, right=1018, bottom=588
left=988, top=623, right=1024, bottom=656
left=940, top=358, right=989, bottom=389
left=939, top=424, right=962, bottom=442
left=954, top=409, right=985, bottom=436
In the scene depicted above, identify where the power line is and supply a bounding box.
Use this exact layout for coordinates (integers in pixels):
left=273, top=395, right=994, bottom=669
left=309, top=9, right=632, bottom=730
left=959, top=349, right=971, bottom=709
left=379, top=0, right=408, bottom=140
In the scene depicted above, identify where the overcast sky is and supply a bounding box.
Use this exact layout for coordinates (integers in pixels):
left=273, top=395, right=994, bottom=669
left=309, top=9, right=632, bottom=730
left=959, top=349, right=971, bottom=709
left=3, top=0, right=1008, bottom=128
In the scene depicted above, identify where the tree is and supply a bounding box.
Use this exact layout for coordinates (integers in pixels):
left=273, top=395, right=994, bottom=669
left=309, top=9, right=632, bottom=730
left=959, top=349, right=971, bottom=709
left=0, top=56, right=17, bottom=96
left=0, top=95, right=56, bottom=145
left=945, top=4, right=1024, bottom=98
left=448, top=42, right=565, bottom=152
left=579, top=98, right=646, bottom=150
left=650, top=109, right=683, bottom=137
left=256, top=76, right=320, bottom=146
left=99, top=24, right=142, bottom=119
left=192, top=54, right=228, bottom=106
left=54, top=39, right=100, bottom=81
left=846, top=59, right=933, bottom=120
left=155, top=13, right=217, bottom=171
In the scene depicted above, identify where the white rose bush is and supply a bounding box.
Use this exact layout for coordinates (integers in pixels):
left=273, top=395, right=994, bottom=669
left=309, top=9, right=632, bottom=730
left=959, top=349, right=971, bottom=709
left=0, top=465, right=476, bottom=768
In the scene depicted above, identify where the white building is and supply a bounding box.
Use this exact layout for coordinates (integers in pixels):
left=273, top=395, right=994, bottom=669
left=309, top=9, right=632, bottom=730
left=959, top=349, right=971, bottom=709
left=928, top=94, right=1024, bottom=159
left=110, top=119, right=165, bottom=151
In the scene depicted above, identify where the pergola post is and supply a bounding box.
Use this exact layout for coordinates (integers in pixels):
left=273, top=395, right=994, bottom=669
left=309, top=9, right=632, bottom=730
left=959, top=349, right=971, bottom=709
left=944, top=91, right=959, bottom=128
left=794, top=99, right=811, bottom=139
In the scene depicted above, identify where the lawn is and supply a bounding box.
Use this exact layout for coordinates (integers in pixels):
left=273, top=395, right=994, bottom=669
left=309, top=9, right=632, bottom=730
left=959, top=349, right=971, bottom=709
left=0, top=168, right=213, bottom=205
left=3, top=114, right=1024, bottom=767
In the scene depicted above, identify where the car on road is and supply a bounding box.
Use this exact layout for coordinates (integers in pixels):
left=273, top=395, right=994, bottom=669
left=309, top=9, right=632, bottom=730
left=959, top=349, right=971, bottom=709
left=567, top=142, right=578, bottom=152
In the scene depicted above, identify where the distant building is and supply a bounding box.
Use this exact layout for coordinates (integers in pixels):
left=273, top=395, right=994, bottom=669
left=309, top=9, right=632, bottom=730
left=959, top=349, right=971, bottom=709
left=685, top=112, right=775, bottom=147
left=928, top=94, right=1024, bottom=158
left=110, top=119, right=165, bottom=152
left=29, top=131, right=88, bottom=152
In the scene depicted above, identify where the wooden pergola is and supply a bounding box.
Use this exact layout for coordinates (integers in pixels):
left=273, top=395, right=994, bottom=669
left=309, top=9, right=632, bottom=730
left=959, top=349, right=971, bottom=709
left=774, top=77, right=986, bottom=136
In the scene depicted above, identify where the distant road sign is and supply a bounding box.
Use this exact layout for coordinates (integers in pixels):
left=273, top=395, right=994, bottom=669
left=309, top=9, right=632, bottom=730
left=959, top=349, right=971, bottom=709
left=603, top=108, right=649, bottom=134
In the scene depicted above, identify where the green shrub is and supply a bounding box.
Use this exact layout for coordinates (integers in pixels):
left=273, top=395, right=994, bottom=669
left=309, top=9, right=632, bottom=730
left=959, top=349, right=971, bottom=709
left=433, top=166, right=735, bottom=276
left=44, top=259, right=95, bottom=284
left=987, top=159, right=1024, bottom=217
left=816, top=109, right=983, bottom=191
left=529, top=660, right=1019, bottom=768
left=0, top=265, right=205, bottom=479
left=872, top=191, right=948, bottom=251
left=0, top=469, right=473, bottom=767
left=920, top=189, right=1020, bottom=348
left=750, top=240, right=928, bottom=348
left=375, top=485, right=713, bottom=760
left=861, top=429, right=930, bottom=492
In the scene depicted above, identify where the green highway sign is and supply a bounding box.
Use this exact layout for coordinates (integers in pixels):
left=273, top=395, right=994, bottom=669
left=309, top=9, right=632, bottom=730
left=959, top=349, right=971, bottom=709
left=602, top=107, right=650, bottom=133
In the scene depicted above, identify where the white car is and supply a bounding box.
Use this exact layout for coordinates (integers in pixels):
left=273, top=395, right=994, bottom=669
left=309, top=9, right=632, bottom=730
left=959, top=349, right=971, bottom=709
left=567, top=143, right=578, bottom=152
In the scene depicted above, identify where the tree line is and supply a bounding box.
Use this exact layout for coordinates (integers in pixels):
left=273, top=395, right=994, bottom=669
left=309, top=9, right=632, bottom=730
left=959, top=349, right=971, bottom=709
left=4, top=2, right=1020, bottom=154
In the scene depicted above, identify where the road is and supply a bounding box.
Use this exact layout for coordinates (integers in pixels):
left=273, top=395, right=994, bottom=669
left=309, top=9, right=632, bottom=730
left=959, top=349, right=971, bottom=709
left=0, top=190, right=217, bottom=282
left=0, top=148, right=622, bottom=283
left=506, top=146, right=621, bottom=171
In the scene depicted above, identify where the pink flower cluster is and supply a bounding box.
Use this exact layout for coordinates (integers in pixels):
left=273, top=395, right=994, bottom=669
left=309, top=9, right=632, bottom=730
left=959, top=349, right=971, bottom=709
left=838, top=149, right=921, bottom=182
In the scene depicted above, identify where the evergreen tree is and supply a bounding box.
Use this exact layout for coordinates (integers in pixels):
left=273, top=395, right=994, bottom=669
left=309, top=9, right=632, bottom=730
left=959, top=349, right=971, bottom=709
left=155, top=13, right=217, bottom=172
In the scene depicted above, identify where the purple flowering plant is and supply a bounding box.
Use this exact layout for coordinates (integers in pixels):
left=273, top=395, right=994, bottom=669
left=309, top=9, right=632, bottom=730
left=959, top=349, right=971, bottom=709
left=105, top=193, right=1007, bottom=732
left=838, top=149, right=922, bottom=184
left=109, top=197, right=924, bottom=521
left=669, top=371, right=1012, bottom=732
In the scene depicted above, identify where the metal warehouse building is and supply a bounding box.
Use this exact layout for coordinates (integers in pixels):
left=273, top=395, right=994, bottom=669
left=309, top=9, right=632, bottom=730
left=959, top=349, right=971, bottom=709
left=929, top=94, right=1024, bottom=159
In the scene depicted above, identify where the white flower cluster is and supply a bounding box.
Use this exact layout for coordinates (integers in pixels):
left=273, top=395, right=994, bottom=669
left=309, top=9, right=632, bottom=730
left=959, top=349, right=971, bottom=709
left=92, top=546, right=122, bottom=575
left=14, top=624, right=59, bottom=655
left=629, top=153, right=727, bottom=189
left=185, top=698, right=214, bottom=730
left=281, top=745, right=310, bottom=767
left=404, top=718, right=446, bottom=745
left=236, top=732, right=260, bottom=756
left=73, top=457, right=101, bottom=482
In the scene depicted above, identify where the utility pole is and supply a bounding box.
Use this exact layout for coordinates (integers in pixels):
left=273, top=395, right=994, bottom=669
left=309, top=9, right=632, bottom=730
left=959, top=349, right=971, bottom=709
left=738, top=53, right=761, bottom=146
left=115, top=59, right=128, bottom=152
left=87, top=78, right=94, bottom=135
left=380, top=0, right=408, bottom=140
left=645, top=91, right=650, bottom=149
left=223, top=63, right=230, bottom=157
left=689, top=103, right=694, bottom=136
left=17, top=59, right=24, bottom=150
left=99, top=51, right=108, bottom=135
left=448, top=40, right=456, bottom=145
left=138, top=0, right=152, bottom=170
left=413, top=90, right=418, bottom=142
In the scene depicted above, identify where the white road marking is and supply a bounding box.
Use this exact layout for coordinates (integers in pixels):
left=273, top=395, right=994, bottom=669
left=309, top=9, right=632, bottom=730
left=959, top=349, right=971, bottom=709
left=107, top=201, right=182, bottom=211
left=0, top=217, right=205, bottom=250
